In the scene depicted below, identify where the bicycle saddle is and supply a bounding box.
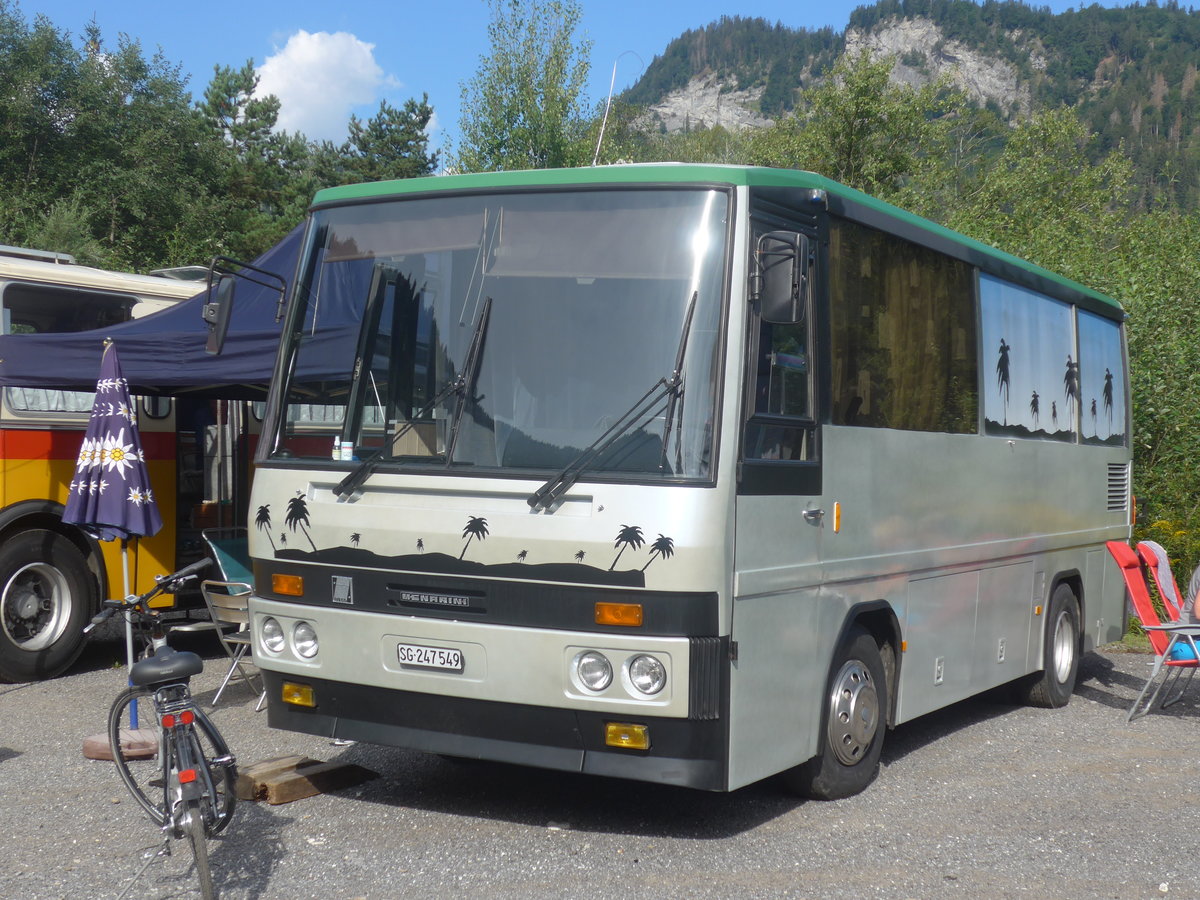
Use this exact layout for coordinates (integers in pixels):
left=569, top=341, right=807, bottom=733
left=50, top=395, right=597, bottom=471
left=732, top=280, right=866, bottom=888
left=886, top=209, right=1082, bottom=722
left=130, top=647, right=204, bottom=686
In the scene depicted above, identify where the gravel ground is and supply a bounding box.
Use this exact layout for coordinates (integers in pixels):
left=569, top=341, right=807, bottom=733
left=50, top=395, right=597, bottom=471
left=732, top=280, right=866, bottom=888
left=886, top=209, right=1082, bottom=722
left=0, top=632, right=1196, bottom=900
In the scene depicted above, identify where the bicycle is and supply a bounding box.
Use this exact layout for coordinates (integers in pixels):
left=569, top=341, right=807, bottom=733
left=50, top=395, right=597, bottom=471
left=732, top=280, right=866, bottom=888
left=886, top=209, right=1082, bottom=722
left=86, top=558, right=238, bottom=900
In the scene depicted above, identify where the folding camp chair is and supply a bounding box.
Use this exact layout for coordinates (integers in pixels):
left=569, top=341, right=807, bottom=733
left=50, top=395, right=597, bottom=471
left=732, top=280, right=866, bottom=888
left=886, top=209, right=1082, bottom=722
left=1136, top=540, right=1188, bottom=621
left=201, top=527, right=262, bottom=707
left=1106, top=540, right=1200, bottom=721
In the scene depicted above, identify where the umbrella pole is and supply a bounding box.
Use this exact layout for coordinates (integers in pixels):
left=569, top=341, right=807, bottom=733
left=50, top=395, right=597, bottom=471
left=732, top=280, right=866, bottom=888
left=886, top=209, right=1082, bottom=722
left=122, top=537, right=138, bottom=729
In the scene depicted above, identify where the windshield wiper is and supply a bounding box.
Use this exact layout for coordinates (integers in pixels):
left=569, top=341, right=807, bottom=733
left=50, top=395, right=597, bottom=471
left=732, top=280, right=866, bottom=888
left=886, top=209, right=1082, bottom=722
left=334, top=296, right=493, bottom=498
left=527, top=290, right=698, bottom=512
left=444, top=295, right=492, bottom=465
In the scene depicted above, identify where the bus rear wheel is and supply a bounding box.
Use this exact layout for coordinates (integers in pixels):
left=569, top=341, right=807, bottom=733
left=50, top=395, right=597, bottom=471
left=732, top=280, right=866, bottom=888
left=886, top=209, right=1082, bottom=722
left=782, top=626, right=887, bottom=800
left=0, top=529, right=94, bottom=682
left=1020, top=583, right=1080, bottom=709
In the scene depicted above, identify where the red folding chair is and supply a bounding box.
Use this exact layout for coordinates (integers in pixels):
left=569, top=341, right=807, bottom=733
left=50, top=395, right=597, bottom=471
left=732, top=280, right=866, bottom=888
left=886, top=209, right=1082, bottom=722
left=1136, top=540, right=1188, bottom=621
left=1106, top=540, right=1200, bottom=721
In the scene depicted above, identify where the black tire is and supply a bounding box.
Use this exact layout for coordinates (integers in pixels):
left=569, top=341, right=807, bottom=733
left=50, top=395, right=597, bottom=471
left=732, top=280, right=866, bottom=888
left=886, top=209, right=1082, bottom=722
left=108, top=687, right=167, bottom=825
left=782, top=626, right=888, bottom=801
left=108, top=690, right=237, bottom=833
left=0, top=529, right=95, bottom=682
left=183, top=798, right=216, bottom=900
left=1021, top=582, right=1080, bottom=709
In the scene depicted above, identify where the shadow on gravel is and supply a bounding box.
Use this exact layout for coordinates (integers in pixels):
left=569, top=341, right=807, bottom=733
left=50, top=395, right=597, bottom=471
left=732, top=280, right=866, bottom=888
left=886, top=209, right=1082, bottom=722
left=322, top=741, right=802, bottom=840
left=1076, top=648, right=1200, bottom=719
left=115, top=803, right=292, bottom=900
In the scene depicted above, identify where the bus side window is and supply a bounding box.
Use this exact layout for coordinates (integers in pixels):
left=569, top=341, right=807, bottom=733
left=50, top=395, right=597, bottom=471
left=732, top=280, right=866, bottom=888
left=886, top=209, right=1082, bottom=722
left=744, top=231, right=815, bottom=463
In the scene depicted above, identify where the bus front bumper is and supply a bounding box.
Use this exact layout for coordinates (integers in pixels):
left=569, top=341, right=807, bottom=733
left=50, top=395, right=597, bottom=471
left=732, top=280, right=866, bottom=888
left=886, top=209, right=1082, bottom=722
left=261, top=670, right=728, bottom=791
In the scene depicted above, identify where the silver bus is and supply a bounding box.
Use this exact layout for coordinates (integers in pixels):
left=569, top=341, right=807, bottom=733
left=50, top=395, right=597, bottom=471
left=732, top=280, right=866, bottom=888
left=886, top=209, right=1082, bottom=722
left=244, top=164, right=1131, bottom=797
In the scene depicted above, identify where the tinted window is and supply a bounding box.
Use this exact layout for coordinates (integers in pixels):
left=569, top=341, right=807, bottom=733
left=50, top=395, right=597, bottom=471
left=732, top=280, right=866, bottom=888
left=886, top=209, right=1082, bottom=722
left=829, top=219, right=977, bottom=433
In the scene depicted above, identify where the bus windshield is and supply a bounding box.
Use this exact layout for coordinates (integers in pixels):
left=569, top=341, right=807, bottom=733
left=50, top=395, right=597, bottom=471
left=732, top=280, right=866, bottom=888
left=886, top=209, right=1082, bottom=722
left=269, top=187, right=729, bottom=483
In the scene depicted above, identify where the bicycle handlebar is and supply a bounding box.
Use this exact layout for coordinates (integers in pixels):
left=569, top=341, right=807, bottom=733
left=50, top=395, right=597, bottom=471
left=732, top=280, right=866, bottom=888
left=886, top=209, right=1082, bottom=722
left=84, top=558, right=213, bottom=633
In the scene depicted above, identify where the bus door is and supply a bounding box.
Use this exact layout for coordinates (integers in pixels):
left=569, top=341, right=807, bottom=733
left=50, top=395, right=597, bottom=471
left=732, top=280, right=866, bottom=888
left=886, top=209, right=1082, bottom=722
left=728, top=214, right=824, bottom=788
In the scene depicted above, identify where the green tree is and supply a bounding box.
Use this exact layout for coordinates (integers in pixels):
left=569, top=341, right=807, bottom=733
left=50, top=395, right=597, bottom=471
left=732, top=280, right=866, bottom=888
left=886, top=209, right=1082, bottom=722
left=340, top=95, right=439, bottom=183
left=453, top=0, right=592, bottom=172
left=946, top=108, right=1133, bottom=287
left=747, top=51, right=965, bottom=205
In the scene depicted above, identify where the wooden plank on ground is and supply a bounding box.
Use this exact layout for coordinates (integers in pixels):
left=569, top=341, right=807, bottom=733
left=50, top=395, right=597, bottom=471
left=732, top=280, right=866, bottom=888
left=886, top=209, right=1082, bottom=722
left=259, top=761, right=378, bottom=805
left=237, top=755, right=378, bottom=804
left=235, top=755, right=320, bottom=800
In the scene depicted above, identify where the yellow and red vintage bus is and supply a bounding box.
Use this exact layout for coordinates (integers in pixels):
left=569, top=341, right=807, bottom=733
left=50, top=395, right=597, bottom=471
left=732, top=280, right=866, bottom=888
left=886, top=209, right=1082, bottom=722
left=0, top=247, right=237, bottom=681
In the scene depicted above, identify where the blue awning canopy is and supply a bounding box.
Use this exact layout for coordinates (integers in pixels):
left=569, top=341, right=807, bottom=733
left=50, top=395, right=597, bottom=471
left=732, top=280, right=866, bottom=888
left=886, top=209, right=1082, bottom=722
left=0, top=225, right=333, bottom=398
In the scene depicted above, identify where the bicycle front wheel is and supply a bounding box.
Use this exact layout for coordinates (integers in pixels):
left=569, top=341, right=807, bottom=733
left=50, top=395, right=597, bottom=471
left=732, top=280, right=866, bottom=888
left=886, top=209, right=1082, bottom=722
left=183, top=797, right=215, bottom=900
left=107, top=687, right=166, bottom=825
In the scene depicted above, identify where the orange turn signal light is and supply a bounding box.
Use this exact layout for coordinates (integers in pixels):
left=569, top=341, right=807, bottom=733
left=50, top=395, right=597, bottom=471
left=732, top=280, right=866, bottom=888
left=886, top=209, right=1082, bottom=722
left=282, top=681, right=316, bottom=707
left=595, top=602, right=643, bottom=627
left=272, top=573, right=304, bottom=596
left=605, top=722, right=650, bottom=750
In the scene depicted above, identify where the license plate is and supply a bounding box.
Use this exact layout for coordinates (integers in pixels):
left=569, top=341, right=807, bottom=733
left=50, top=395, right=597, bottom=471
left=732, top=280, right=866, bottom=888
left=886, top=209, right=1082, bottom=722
left=397, top=642, right=463, bottom=672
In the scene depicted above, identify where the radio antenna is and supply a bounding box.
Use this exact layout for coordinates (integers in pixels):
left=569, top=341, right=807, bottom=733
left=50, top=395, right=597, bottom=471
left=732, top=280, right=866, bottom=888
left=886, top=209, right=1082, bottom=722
left=592, top=50, right=644, bottom=167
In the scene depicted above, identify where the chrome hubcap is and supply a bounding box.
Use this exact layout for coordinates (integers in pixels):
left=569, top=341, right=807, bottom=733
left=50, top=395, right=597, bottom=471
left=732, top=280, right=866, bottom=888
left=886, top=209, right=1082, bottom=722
left=828, top=658, right=879, bottom=766
left=1051, top=609, right=1075, bottom=683
left=1, top=562, right=71, bottom=650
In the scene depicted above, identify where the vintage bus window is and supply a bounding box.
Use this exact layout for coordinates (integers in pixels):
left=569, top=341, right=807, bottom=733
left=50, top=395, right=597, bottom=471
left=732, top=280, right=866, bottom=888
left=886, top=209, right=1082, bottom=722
left=979, top=275, right=1078, bottom=441
left=270, top=189, right=728, bottom=482
left=141, top=395, right=170, bottom=419
left=1077, top=309, right=1127, bottom=447
left=744, top=317, right=813, bottom=461
left=2, top=283, right=133, bottom=415
left=829, top=219, right=977, bottom=433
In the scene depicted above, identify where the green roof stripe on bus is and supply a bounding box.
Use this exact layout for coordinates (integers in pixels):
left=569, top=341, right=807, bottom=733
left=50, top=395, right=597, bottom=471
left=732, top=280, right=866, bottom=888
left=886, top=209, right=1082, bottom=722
left=312, top=163, right=1121, bottom=314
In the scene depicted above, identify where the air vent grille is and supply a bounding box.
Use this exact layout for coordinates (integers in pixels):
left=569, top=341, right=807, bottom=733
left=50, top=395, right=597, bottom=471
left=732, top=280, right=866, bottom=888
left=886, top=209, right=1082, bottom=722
left=1107, top=462, right=1130, bottom=512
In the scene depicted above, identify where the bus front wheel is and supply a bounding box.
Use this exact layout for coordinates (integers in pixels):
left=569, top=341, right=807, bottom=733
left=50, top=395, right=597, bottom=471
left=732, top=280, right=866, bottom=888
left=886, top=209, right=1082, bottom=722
left=0, top=529, right=94, bottom=682
left=1020, top=583, right=1080, bottom=709
left=782, top=626, right=888, bottom=800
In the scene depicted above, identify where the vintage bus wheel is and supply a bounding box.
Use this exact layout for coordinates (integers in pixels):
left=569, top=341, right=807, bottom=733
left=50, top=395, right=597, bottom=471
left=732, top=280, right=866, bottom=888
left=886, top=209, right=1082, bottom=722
left=1020, top=583, right=1080, bottom=709
left=0, top=530, right=94, bottom=682
left=782, top=626, right=887, bottom=800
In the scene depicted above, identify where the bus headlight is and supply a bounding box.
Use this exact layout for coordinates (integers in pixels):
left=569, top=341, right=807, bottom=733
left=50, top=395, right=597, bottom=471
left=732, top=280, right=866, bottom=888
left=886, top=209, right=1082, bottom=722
left=576, top=651, right=613, bottom=691
left=627, top=654, right=666, bottom=695
left=293, top=621, right=319, bottom=658
left=262, top=617, right=285, bottom=653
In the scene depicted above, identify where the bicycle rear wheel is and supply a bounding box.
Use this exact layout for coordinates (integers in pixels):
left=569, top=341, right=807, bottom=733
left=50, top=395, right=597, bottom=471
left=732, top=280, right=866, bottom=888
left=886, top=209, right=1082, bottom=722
left=108, top=689, right=237, bottom=833
left=108, top=687, right=166, bottom=825
left=183, top=797, right=215, bottom=900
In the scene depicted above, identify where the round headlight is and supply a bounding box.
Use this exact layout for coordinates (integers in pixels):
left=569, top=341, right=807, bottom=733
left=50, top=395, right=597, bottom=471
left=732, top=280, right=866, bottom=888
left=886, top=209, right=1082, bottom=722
left=628, top=654, right=666, bottom=695
left=576, top=651, right=613, bottom=691
left=262, top=617, right=285, bottom=653
left=293, top=621, right=319, bottom=658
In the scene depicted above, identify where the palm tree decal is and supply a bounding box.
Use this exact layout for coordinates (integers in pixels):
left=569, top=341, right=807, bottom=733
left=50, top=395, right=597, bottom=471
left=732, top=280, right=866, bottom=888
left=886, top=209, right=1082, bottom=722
left=350, top=532, right=361, bottom=548
left=255, top=504, right=276, bottom=552
left=610, top=524, right=645, bottom=570
left=459, top=516, right=489, bottom=560
left=574, top=550, right=586, bottom=563
left=285, top=492, right=318, bottom=552
left=996, top=338, right=1011, bottom=426
left=1103, top=367, right=1114, bottom=432
left=641, top=534, right=675, bottom=571
left=1063, top=355, right=1079, bottom=424
left=1029, top=391, right=1039, bottom=428
left=279, top=532, right=286, bottom=547
left=416, top=538, right=424, bottom=553
left=516, top=550, right=528, bottom=562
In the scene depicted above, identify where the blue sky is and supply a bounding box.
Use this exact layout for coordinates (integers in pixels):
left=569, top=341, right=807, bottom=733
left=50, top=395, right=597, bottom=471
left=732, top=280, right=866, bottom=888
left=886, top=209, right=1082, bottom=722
left=30, top=0, right=1122, bottom=157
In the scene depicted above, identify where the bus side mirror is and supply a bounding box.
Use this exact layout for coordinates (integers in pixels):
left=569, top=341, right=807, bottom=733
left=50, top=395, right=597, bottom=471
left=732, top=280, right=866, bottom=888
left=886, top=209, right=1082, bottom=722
left=203, top=274, right=235, bottom=356
left=754, top=231, right=809, bottom=325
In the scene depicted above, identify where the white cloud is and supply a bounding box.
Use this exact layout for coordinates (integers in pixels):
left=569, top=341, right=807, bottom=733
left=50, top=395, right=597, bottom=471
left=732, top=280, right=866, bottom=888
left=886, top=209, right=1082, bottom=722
left=256, top=30, right=400, bottom=143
